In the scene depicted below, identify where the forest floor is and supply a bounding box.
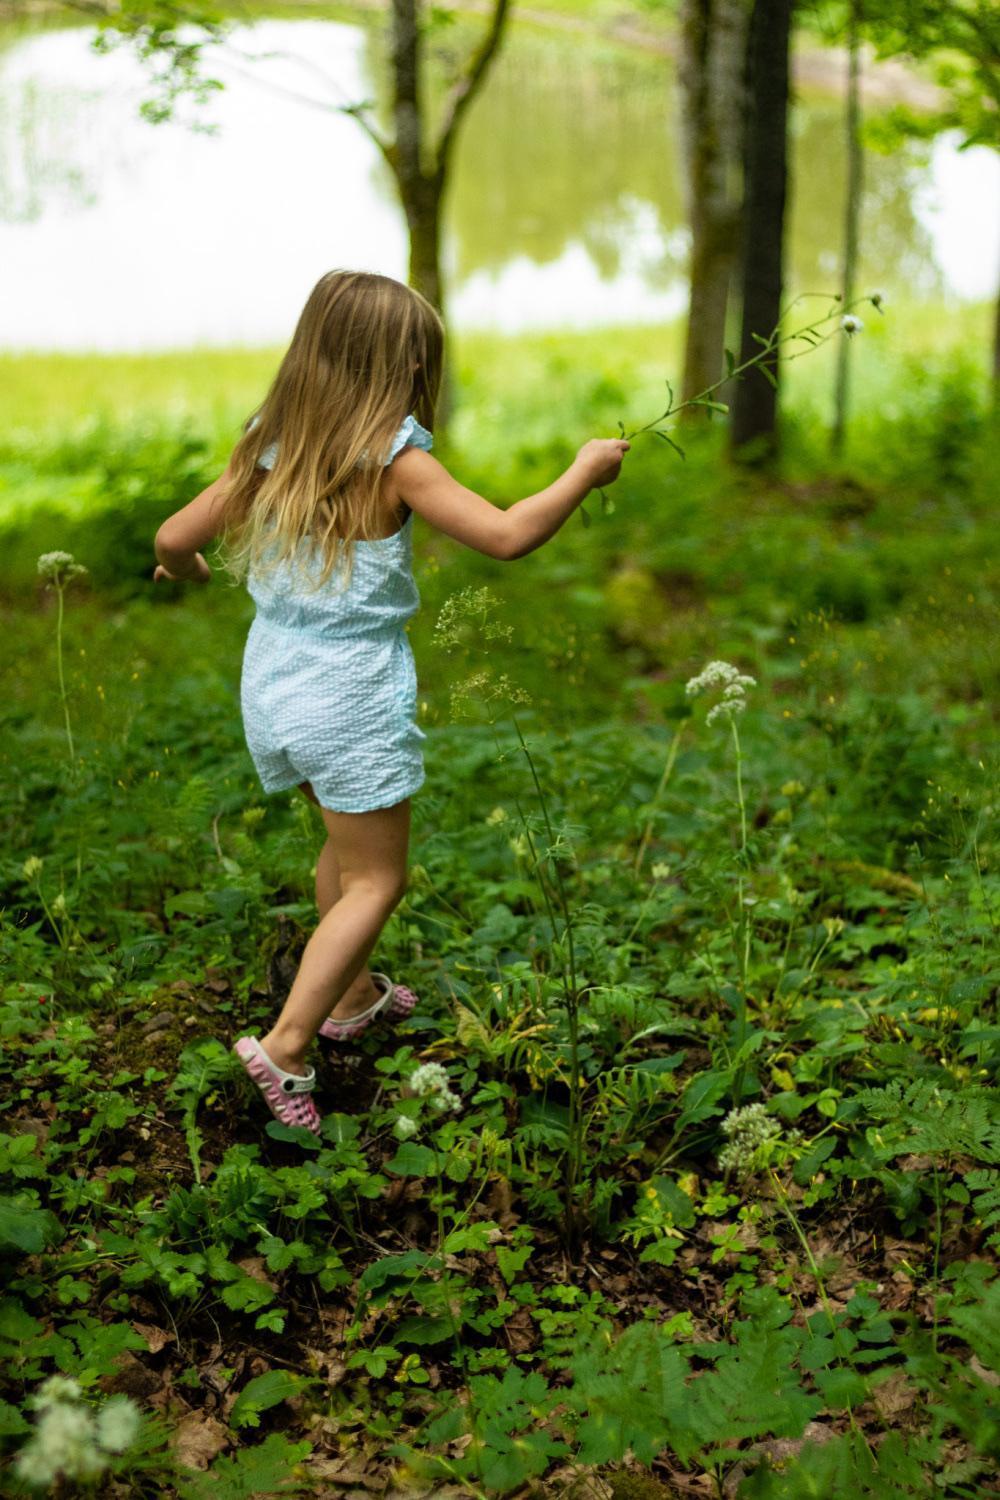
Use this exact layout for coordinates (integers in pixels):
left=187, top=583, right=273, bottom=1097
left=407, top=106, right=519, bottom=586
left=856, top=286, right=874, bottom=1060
left=1, top=329, right=998, bottom=1496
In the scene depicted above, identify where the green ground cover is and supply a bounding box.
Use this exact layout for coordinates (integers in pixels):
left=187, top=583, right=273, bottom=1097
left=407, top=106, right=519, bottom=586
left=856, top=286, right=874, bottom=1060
left=0, top=321, right=998, bottom=1496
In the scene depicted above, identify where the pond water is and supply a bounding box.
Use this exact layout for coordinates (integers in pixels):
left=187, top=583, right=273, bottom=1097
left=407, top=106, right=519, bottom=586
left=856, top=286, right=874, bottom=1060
left=0, top=16, right=996, bottom=350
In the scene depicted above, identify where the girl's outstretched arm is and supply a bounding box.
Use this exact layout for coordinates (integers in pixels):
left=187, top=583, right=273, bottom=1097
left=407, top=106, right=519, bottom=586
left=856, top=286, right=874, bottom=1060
left=153, top=463, right=233, bottom=582
left=391, top=439, right=629, bottom=561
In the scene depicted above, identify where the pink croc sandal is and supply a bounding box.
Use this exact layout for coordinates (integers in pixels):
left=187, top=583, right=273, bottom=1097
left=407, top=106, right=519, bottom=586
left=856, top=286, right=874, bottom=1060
left=318, top=971, right=418, bottom=1043
left=233, top=1036, right=322, bottom=1136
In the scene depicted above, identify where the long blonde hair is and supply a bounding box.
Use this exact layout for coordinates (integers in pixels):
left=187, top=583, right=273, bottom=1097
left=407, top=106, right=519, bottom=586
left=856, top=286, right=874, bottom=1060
left=218, top=270, right=444, bottom=592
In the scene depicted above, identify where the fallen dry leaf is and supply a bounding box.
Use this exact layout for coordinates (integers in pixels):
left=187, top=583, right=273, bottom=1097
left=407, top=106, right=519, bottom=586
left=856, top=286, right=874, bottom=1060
left=172, top=1411, right=231, bottom=1470
left=130, top=1321, right=174, bottom=1354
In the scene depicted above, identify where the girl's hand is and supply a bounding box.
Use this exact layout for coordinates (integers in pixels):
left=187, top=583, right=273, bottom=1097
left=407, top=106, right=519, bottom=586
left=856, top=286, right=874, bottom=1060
left=153, top=552, right=212, bottom=584
left=574, top=438, right=630, bottom=489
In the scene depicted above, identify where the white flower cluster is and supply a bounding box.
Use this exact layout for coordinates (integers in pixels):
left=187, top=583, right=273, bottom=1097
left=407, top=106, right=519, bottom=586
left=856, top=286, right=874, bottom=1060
left=394, top=1114, right=418, bottom=1139
left=717, top=1102, right=782, bottom=1176
left=433, top=586, right=514, bottom=653
left=15, top=1377, right=140, bottom=1488
left=408, top=1061, right=461, bottom=1114
left=685, top=659, right=757, bottom=726
left=36, top=551, right=88, bottom=584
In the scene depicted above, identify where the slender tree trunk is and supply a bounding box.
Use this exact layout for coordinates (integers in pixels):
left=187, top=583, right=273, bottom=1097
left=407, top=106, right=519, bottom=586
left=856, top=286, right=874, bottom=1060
left=729, top=0, right=793, bottom=463
left=678, top=0, right=751, bottom=418
left=831, top=4, right=864, bottom=456
left=404, top=170, right=446, bottom=321
left=387, top=0, right=509, bottom=427
left=389, top=0, right=450, bottom=417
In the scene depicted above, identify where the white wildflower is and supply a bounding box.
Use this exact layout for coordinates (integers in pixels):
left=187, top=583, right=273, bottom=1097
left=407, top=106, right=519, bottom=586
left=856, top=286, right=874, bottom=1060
left=37, top=551, right=88, bottom=583
left=685, top=661, right=756, bottom=698
left=16, top=1402, right=105, bottom=1487
left=686, top=659, right=756, bottom=728
left=16, top=1378, right=142, bottom=1488
left=706, top=699, right=746, bottom=726
left=95, top=1397, right=141, bottom=1453
left=394, top=1114, right=418, bottom=1140
left=408, top=1061, right=461, bottom=1113
left=22, top=855, right=43, bottom=881
left=717, top=1102, right=782, bottom=1175
left=31, top=1376, right=82, bottom=1410
left=840, top=314, right=863, bottom=335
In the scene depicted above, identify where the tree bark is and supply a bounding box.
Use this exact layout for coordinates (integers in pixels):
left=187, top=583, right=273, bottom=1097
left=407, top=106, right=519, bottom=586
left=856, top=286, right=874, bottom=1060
left=387, top=0, right=509, bottom=423
left=831, top=3, right=863, bottom=456
left=678, top=0, right=751, bottom=418
left=729, top=0, right=793, bottom=463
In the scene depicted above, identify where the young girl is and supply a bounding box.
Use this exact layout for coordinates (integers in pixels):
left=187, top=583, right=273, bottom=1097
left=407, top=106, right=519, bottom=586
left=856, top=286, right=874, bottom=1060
left=153, top=269, right=629, bottom=1136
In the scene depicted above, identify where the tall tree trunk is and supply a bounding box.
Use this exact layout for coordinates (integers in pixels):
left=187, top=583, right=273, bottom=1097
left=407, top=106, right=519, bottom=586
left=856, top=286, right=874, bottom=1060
left=387, top=0, right=509, bottom=427
left=831, top=4, right=864, bottom=456
left=729, top=0, right=793, bottom=463
left=678, top=0, right=751, bottom=419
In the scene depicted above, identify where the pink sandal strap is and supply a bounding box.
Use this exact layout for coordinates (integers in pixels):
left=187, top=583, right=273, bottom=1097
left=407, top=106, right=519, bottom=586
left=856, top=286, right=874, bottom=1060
left=319, top=973, right=418, bottom=1041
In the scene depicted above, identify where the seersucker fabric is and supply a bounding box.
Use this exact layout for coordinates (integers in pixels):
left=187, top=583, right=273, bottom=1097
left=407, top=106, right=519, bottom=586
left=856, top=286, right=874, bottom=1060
left=239, top=415, right=432, bottom=812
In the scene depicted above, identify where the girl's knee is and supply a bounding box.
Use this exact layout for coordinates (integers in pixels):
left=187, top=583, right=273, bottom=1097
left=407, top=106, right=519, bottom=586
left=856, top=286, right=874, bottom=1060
left=343, top=867, right=407, bottom=912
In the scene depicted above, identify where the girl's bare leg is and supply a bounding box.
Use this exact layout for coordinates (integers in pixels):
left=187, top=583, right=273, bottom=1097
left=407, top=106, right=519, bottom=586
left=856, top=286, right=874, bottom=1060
left=260, top=797, right=410, bottom=1075
left=301, top=782, right=380, bottom=1015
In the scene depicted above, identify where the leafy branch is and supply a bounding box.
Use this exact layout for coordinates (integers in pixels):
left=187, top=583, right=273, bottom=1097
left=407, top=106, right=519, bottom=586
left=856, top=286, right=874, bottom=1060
left=584, top=290, right=884, bottom=522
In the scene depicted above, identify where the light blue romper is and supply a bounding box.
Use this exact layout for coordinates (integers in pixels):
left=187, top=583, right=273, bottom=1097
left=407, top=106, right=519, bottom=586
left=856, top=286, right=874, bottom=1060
left=239, top=415, right=432, bottom=813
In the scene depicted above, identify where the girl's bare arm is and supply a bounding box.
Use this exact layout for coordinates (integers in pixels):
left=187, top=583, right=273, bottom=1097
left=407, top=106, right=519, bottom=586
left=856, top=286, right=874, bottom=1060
left=152, top=464, right=232, bottom=581
left=390, top=439, right=629, bottom=560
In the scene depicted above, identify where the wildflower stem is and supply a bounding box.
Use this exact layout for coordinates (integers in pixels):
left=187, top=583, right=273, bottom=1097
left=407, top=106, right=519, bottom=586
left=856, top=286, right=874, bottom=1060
left=768, top=1169, right=871, bottom=1449
left=730, top=714, right=751, bottom=1101
left=624, top=296, right=873, bottom=442
left=511, top=713, right=582, bottom=1253
left=54, top=580, right=75, bottom=763
left=633, top=723, right=684, bottom=874
left=431, top=1146, right=486, bottom=1493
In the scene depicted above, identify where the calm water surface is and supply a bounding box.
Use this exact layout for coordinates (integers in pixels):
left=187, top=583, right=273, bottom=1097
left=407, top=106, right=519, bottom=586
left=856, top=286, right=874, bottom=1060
left=0, top=17, right=996, bottom=350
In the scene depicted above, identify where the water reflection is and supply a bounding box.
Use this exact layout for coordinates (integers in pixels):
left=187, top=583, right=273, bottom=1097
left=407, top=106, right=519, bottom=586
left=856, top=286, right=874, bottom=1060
left=0, top=17, right=992, bottom=350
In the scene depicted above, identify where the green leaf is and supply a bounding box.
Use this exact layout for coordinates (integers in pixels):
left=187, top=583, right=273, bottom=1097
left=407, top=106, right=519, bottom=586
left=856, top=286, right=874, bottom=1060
left=0, top=1399, right=30, bottom=1436
left=221, top=1276, right=275, bottom=1314
left=229, top=1369, right=305, bottom=1430
left=579, top=505, right=592, bottom=528
left=813, top=1366, right=868, bottom=1408
left=653, top=429, right=686, bottom=460
left=357, top=1250, right=431, bottom=1297
left=496, top=1244, right=532, bottom=1284
left=0, top=1196, right=61, bottom=1254
left=393, top=1314, right=454, bottom=1346
left=442, top=1223, right=497, bottom=1255
left=674, top=1070, right=729, bottom=1134
left=178, top=1434, right=311, bottom=1498
left=792, top=1134, right=837, bottom=1185
left=385, top=1141, right=436, bottom=1177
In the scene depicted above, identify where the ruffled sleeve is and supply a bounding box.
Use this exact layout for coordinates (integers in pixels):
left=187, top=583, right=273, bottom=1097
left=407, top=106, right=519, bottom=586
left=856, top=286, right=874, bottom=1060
left=246, top=415, right=278, bottom=470
left=384, top=414, right=433, bottom=467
